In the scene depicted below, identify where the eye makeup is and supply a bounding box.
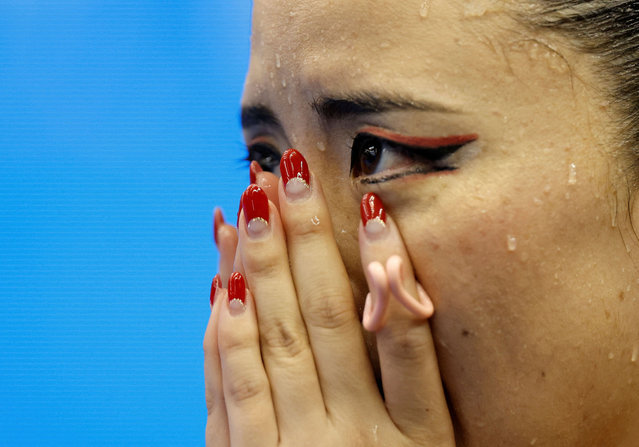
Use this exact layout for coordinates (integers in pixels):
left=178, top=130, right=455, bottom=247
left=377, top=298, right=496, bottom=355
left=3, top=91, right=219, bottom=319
left=244, top=136, right=282, bottom=173
left=359, top=126, right=479, bottom=149
left=350, top=126, right=479, bottom=184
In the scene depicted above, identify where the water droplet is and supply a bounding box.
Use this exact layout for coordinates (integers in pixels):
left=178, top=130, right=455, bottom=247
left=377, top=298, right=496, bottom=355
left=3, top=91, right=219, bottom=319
left=269, top=72, right=275, bottom=79
left=379, top=41, right=391, bottom=49
left=632, top=345, right=638, bottom=363
left=568, top=163, right=577, bottom=185
left=464, top=0, right=489, bottom=17
left=311, top=216, right=320, bottom=226
left=316, top=141, right=326, bottom=152
left=507, top=235, right=517, bottom=252
left=533, top=197, right=543, bottom=206
left=287, top=93, right=292, bottom=105
left=609, top=352, right=615, bottom=360
left=530, top=439, right=537, bottom=446
left=543, top=185, right=551, bottom=194
left=275, top=53, right=281, bottom=68
left=281, top=78, right=287, bottom=88
left=419, top=0, right=431, bottom=17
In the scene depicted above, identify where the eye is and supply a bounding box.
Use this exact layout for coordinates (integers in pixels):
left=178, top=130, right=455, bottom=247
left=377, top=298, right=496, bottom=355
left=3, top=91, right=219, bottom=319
left=351, top=134, right=384, bottom=176
left=349, top=130, right=478, bottom=182
left=246, top=142, right=281, bottom=173
left=350, top=133, right=432, bottom=178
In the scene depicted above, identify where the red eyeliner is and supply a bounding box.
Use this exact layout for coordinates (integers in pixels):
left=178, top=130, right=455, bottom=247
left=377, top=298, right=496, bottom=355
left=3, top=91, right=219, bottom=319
left=359, top=126, right=478, bottom=148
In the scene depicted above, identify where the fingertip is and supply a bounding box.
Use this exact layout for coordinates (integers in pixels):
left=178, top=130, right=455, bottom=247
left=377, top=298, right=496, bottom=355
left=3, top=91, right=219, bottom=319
left=227, top=272, right=249, bottom=317
left=213, top=207, right=225, bottom=246
left=249, top=160, right=263, bottom=185
left=210, top=273, right=222, bottom=308
left=256, top=171, right=280, bottom=209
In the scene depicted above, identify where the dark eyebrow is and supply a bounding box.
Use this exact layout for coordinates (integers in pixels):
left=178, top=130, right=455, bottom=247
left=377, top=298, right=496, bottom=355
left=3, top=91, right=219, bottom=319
left=312, top=92, right=460, bottom=121
left=241, top=105, right=283, bottom=130
left=240, top=92, right=459, bottom=130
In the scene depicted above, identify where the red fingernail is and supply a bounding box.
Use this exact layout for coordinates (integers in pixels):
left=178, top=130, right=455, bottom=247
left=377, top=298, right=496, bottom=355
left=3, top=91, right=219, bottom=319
left=241, top=184, right=269, bottom=237
left=249, top=161, right=263, bottom=185
left=213, top=208, right=225, bottom=246
left=228, top=272, right=246, bottom=305
left=360, top=193, right=387, bottom=237
left=210, top=274, right=222, bottom=307
left=280, top=149, right=310, bottom=198
left=236, top=194, right=243, bottom=227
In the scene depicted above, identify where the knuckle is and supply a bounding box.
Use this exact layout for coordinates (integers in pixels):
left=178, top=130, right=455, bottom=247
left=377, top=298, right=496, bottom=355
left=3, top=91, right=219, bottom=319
left=217, top=329, right=249, bottom=354
left=225, top=372, right=269, bottom=404
left=286, top=213, right=328, bottom=242
left=260, top=320, right=307, bottom=359
left=242, top=250, right=284, bottom=280
left=303, top=288, right=354, bottom=331
left=383, top=326, right=430, bottom=361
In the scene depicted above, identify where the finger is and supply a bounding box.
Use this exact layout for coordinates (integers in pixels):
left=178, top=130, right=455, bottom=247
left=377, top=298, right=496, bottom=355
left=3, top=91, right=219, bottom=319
left=251, top=161, right=280, bottom=210
left=214, top=208, right=238, bottom=285
left=203, top=275, right=230, bottom=447
left=237, top=184, right=325, bottom=437
left=218, top=272, right=278, bottom=447
left=359, top=193, right=454, bottom=444
left=277, top=149, right=380, bottom=410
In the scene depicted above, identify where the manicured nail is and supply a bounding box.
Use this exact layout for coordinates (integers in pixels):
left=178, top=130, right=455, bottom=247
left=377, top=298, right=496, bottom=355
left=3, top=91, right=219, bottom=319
left=210, top=274, right=222, bottom=307
left=249, top=161, right=263, bottom=185
left=241, top=184, right=270, bottom=238
left=280, top=148, right=311, bottom=200
left=360, top=193, right=387, bottom=238
left=228, top=272, right=246, bottom=315
left=213, top=208, right=225, bottom=246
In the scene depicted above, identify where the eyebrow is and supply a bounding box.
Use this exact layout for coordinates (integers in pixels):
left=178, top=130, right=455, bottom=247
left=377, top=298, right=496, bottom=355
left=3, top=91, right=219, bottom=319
left=241, top=105, right=283, bottom=130
left=240, top=92, right=459, bottom=129
left=313, top=92, right=460, bottom=121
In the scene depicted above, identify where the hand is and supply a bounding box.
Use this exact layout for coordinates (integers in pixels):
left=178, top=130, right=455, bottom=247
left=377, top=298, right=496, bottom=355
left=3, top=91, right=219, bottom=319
left=204, top=150, right=456, bottom=446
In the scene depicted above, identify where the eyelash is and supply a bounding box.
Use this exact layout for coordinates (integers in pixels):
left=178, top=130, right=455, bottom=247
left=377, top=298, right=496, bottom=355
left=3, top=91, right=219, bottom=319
left=349, top=132, right=462, bottom=181
left=245, top=142, right=281, bottom=172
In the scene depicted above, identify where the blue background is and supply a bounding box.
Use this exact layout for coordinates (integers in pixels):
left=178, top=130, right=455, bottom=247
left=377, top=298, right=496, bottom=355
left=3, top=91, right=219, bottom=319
left=0, top=1, right=251, bottom=445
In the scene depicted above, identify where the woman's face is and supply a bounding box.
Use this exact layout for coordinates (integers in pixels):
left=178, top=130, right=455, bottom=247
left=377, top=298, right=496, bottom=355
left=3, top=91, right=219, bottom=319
left=241, top=1, right=639, bottom=445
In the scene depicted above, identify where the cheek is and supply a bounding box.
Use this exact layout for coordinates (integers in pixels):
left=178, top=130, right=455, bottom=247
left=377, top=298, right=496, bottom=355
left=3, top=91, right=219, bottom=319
left=392, top=165, right=635, bottom=441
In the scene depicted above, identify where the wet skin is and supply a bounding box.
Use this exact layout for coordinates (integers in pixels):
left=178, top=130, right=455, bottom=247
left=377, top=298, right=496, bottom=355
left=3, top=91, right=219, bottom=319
left=241, top=1, right=639, bottom=445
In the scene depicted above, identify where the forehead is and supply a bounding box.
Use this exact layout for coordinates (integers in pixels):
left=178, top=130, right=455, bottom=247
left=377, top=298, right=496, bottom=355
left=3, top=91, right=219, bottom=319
left=244, top=0, right=523, bottom=108
left=251, top=0, right=433, bottom=49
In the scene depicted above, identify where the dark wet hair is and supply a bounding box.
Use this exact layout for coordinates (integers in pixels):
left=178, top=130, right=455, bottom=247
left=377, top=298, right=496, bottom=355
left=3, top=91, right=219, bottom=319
left=520, top=1, right=639, bottom=185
